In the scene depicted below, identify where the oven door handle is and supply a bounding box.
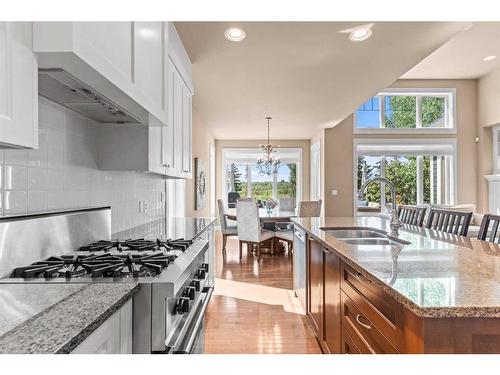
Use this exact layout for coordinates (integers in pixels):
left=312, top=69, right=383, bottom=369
left=180, top=286, right=213, bottom=354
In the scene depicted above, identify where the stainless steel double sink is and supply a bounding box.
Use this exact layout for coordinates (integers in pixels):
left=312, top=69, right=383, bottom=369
left=320, top=228, right=410, bottom=247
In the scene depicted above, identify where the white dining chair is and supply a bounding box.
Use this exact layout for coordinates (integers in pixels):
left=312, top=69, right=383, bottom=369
left=217, top=199, right=237, bottom=253
left=279, top=197, right=296, bottom=210
left=297, top=200, right=322, bottom=217
left=236, top=200, right=275, bottom=260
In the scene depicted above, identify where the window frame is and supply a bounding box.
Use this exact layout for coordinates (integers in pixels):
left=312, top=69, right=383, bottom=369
left=352, top=138, right=457, bottom=215
left=353, top=88, right=456, bottom=135
left=221, top=147, right=303, bottom=203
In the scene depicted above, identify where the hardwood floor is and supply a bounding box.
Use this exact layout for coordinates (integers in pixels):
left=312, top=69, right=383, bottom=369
left=204, top=231, right=322, bottom=354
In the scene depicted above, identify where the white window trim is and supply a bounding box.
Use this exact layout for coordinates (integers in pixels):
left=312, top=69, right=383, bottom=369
left=221, top=147, right=303, bottom=203
left=352, top=138, right=457, bottom=216
left=353, top=88, right=457, bottom=135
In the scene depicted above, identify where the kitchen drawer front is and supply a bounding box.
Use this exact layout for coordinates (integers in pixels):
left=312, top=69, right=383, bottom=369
left=340, top=262, right=403, bottom=348
left=341, top=327, right=366, bottom=354
left=341, top=291, right=399, bottom=354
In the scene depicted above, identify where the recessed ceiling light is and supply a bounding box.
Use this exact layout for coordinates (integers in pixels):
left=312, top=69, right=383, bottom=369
left=349, top=27, right=373, bottom=42
left=224, top=27, right=246, bottom=42
left=483, top=55, right=497, bottom=62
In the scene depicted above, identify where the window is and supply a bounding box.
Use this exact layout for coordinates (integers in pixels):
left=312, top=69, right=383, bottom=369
left=222, top=148, right=302, bottom=203
left=354, top=89, right=454, bottom=132
left=355, top=139, right=456, bottom=213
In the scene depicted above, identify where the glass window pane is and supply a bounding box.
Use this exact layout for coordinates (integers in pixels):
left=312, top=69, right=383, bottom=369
left=357, top=155, right=381, bottom=208
left=384, top=96, right=416, bottom=129
left=227, top=163, right=248, bottom=197
left=355, top=96, right=381, bottom=128
left=384, top=155, right=417, bottom=205
left=251, top=165, right=273, bottom=202
left=422, top=96, right=446, bottom=128
left=276, top=163, right=297, bottom=199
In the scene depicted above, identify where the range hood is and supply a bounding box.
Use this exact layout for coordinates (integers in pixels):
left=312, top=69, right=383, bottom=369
left=38, top=69, right=147, bottom=125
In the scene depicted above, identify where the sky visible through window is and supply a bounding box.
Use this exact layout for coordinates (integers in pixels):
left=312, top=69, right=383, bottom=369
left=234, top=164, right=291, bottom=182
left=355, top=97, right=381, bottom=128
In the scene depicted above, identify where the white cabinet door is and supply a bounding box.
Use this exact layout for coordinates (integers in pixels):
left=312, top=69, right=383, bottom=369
left=72, top=299, right=132, bottom=354
left=0, top=22, right=38, bottom=149
left=181, top=81, right=192, bottom=177
left=174, top=65, right=184, bottom=176
left=163, top=58, right=176, bottom=173
left=148, top=113, right=164, bottom=175
left=134, top=22, right=164, bottom=114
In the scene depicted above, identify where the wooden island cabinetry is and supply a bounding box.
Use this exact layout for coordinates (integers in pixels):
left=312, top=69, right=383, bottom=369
left=305, top=233, right=500, bottom=354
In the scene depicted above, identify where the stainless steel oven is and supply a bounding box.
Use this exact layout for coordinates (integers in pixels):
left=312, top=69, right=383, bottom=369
left=162, top=286, right=213, bottom=354
left=0, top=207, right=216, bottom=354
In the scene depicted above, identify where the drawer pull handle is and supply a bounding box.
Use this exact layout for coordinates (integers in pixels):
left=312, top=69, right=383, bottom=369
left=355, top=314, right=372, bottom=330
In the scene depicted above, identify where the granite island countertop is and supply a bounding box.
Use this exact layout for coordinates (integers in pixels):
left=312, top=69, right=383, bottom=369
left=0, top=283, right=139, bottom=353
left=112, top=217, right=216, bottom=241
left=292, top=216, right=500, bottom=319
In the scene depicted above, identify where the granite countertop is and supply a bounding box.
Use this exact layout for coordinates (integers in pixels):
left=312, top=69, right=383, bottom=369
left=292, top=216, right=500, bottom=319
left=112, top=217, right=216, bottom=241
left=0, top=283, right=139, bottom=353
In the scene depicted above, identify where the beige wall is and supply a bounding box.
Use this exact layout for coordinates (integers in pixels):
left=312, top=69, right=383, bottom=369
left=477, top=68, right=500, bottom=212
left=185, top=110, right=215, bottom=217
left=323, top=79, right=479, bottom=216
left=215, top=139, right=311, bottom=203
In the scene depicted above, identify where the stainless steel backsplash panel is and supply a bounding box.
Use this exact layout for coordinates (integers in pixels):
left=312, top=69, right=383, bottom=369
left=0, top=207, right=111, bottom=278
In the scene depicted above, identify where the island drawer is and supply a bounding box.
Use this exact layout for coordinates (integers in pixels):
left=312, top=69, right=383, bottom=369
left=340, top=262, right=403, bottom=350
left=341, top=327, right=366, bottom=354
left=341, top=291, right=399, bottom=354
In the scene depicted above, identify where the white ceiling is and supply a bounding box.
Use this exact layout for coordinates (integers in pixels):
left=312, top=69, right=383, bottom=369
left=175, top=22, right=467, bottom=140
left=403, top=22, right=500, bottom=80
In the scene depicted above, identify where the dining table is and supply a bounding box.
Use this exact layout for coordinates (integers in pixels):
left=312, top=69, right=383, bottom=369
left=225, top=207, right=297, bottom=223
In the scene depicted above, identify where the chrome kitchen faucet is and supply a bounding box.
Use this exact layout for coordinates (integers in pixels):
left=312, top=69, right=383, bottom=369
left=357, top=177, right=401, bottom=237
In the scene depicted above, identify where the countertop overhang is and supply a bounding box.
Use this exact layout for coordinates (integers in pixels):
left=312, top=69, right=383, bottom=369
left=292, top=216, right=500, bottom=318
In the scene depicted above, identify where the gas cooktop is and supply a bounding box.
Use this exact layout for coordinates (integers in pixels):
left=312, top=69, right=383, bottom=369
left=9, top=238, right=193, bottom=280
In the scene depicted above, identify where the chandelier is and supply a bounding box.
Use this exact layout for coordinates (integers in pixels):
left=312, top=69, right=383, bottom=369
left=256, top=116, right=281, bottom=176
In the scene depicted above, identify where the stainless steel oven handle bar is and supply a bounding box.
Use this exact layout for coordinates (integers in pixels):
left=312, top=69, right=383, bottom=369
left=182, top=286, right=214, bottom=354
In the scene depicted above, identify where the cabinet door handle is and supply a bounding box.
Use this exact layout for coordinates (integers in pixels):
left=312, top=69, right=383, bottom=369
left=355, top=314, right=372, bottom=330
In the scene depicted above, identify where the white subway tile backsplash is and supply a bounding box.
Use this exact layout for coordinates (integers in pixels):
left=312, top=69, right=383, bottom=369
left=4, top=165, right=28, bottom=191
left=4, top=191, right=28, bottom=215
left=1, top=97, right=165, bottom=232
left=4, top=149, right=28, bottom=167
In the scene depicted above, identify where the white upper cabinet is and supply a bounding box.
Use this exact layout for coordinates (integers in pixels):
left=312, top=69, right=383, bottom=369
left=163, top=58, right=177, bottom=173
left=134, top=22, right=164, bottom=115
left=181, top=81, right=192, bottom=177
left=0, top=22, right=38, bottom=149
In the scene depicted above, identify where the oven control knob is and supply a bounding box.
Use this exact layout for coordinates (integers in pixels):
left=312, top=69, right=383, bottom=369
left=190, top=280, right=201, bottom=292
left=177, top=297, right=190, bottom=314
left=196, top=268, right=206, bottom=279
left=184, top=286, right=196, bottom=300
left=202, top=263, right=209, bottom=273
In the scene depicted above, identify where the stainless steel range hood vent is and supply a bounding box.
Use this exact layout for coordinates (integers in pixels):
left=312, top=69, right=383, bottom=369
left=38, top=69, right=146, bottom=125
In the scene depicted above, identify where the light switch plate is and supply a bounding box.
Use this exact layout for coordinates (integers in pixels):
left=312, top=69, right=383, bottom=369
left=331, top=189, right=338, bottom=196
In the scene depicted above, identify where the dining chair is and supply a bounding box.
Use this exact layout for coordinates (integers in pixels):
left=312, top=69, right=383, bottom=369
left=426, top=208, right=473, bottom=236
left=217, top=199, right=238, bottom=253
left=237, top=197, right=253, bottom=202
left=297, top=200, right=322, bottom=217
left=236, top=200, right=275, bottom=260
left=397, top=205, right=427, bottom=227
left=279, top=197, right=296, bottom=210
left=477, top=214, right=500, bottom=243
left=227, top=192, right=240, bottom=208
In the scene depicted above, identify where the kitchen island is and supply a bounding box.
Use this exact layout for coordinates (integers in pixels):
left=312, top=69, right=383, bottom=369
left=292, top=216, right=500, bottom=354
